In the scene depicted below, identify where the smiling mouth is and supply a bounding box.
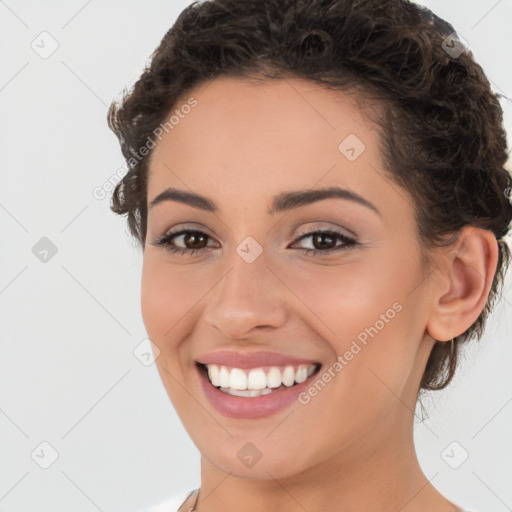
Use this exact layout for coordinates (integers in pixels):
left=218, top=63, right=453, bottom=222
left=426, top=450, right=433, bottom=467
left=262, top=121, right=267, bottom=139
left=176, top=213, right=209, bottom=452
left=196, top=361, right=322, bottom=397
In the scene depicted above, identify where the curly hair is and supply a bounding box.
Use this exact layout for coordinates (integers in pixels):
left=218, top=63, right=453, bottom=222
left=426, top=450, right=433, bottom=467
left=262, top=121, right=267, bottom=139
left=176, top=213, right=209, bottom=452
left=107, top=0, right=512, bottom=392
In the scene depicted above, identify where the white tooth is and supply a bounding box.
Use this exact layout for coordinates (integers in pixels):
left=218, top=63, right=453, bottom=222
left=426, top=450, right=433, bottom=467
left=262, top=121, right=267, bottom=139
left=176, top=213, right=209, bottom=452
left=229, top=368, right=247, bottom=390
left=219, top=366, right=230, bottom=388
left=282, top=365, right=295, bottom=387
left=267, top=367, right=282, bottom=388
left=213, top=364, right=317, bottom=392
left=220, top=387, right=275, bottom=397
left=225, top=388, right=246, bottom=396
left=207, top=364, right=220, bottom=387
left=295, top=365, right=308, bottom=383
left=247, top=368, right=267, bottom=390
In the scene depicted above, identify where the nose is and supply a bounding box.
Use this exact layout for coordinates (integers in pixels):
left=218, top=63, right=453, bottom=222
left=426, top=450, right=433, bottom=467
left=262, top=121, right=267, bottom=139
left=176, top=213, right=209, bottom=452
left=202, top=250, right=288, bottom=340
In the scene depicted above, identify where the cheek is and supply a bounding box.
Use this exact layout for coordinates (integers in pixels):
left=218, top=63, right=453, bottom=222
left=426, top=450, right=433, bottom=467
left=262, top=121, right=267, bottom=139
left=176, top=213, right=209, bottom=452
left=140, top=255, right=213, bottom=353
left=140, top=260, right=164, bottom=339
left=281, top=255, right=423, bottom=386
left=141, top=258, right=197, bottom=404
left=279, top=258, right=406, bottom=338
left=141, top=257, right=187, bottom=326
left=140, top=257, right=186, bottom=347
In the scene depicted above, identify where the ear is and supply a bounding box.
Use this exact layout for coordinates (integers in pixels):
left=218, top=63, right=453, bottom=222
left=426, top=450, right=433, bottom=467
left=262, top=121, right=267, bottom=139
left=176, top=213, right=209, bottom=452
left=426, top=226, right=499, bottom=342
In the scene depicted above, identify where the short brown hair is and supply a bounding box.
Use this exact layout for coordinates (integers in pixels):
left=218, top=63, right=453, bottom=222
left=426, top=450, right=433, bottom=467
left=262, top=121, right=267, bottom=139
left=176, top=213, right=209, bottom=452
left=107, top=0, right=512, bottom=391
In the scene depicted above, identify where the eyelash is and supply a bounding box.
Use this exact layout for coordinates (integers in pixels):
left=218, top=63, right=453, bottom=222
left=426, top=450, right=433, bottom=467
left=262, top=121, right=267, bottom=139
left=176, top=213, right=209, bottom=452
left=151, top=228, right=359, bottom=257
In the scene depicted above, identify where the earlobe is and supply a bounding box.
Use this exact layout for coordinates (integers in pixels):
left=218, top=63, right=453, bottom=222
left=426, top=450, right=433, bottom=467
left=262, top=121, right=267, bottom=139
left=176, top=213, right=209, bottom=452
left=426, top=226, right=499, bottom=342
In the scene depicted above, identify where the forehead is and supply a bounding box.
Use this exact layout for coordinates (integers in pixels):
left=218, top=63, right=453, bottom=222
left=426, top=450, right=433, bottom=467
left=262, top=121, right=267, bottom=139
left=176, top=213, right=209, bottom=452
left=147, top=76, right=386, bottom=203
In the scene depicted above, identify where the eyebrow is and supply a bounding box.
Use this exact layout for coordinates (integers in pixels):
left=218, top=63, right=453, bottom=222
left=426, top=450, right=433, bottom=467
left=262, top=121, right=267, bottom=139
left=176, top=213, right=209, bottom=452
left=148, top=186, right=381, bottom=216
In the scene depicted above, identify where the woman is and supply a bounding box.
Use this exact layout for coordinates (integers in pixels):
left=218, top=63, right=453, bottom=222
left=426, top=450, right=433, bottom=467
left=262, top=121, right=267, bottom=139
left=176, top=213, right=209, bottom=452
left=107, top=0, right=512, bottom=510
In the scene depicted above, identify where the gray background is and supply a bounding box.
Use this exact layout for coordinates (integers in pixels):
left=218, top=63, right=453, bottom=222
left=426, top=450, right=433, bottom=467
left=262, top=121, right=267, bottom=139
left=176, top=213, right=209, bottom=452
left=0, top=1, right=511, bottom=511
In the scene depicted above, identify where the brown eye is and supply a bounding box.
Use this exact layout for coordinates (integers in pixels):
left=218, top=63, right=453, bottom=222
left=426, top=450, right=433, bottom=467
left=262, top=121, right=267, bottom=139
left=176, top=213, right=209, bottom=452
left=152, top=229, right=216, bottom=255
left=152, top=228, right=359, bottom=257
left=180, top=231, right=209, bottom=249
left=292, top=229, right=358, bottom=255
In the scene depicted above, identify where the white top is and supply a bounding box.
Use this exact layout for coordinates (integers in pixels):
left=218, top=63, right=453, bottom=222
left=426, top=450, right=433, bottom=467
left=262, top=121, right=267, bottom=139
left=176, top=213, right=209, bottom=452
left=141, top=489, right=481, bottom=512
left=141, top=489, right=197, bottom=512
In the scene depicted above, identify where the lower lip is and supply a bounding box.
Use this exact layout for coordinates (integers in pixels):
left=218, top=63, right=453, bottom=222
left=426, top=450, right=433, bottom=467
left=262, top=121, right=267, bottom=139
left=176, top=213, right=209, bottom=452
left=196, top=363, right=320, bottom=419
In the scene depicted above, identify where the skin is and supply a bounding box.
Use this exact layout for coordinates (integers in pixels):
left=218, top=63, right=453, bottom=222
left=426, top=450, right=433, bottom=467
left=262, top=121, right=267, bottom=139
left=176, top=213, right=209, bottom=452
left=140, top=76, right=498, bottom=512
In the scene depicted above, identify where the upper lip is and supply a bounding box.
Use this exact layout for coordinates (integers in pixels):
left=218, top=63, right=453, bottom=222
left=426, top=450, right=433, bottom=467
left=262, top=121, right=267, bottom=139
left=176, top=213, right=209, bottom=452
left=196, top=350, right=320, bottom=369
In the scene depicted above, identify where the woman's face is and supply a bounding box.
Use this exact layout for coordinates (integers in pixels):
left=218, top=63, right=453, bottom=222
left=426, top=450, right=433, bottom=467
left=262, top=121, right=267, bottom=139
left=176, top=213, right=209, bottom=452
left=141, top=76, right=438, bottom=480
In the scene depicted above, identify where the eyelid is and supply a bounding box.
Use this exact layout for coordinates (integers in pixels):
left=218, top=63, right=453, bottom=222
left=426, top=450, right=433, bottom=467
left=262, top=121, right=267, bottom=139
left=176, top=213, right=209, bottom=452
left=159, top=222, right=356, bottom=245
left=160, top=223, right=216, bottom=239
left=293, top=223, right=356, bottom=240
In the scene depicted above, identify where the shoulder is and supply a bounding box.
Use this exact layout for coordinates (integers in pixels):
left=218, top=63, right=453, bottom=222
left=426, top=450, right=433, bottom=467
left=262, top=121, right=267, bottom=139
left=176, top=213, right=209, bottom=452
left=140, top=495, right=482, bottom=512
left=140, top=489, right=198, bottom=512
